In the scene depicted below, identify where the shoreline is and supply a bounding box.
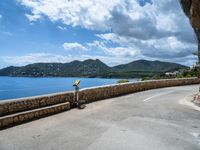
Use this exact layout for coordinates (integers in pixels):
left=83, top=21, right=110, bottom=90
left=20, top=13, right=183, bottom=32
left=0, top=77, right=140, bottom=101
left=0, top=75, right=141, bottom=80
left=0, top=77, right=198, bottom=102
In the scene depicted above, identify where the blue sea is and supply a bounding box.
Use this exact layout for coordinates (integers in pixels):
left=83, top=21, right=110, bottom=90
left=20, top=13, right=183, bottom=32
left=0, top=77, right=139, bottom=101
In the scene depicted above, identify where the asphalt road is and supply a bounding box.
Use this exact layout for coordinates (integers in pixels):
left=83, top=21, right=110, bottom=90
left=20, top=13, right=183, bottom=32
left=0, top=85, right=200, bottom=150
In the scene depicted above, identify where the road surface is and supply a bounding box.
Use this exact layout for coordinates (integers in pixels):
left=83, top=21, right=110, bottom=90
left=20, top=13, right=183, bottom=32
left=0, top=85, right=200, bottom=150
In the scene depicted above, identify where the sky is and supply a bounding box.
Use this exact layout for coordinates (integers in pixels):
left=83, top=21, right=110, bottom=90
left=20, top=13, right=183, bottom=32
left=0, top=0, right=198, bottom=68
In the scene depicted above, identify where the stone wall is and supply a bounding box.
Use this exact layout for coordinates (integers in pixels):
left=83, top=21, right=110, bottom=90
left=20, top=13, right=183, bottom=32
left=0, top=102, right=70, bottom=129
left=0, top=78, right=199, bottom=129
left=0, top=92, right=74, bottom=117
left=79, top=78, right=200, bottom=102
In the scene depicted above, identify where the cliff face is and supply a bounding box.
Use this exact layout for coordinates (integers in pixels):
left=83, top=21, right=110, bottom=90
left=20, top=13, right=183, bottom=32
left=180, top=0, right=200, bottom=28
left=180, top=0, right=200, bottom=62
left=191, top=0, right=200, bottom=28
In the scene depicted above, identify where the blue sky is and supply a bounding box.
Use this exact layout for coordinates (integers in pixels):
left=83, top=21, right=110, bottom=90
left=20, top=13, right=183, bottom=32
left=0, top=0, right=198, bottom=68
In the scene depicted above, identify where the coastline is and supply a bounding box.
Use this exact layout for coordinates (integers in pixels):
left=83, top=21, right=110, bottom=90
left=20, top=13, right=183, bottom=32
left=0, top=77, right=139, bottom=101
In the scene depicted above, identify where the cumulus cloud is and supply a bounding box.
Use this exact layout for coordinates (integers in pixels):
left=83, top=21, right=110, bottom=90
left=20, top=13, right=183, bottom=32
left=19, top=0, right=119, bottom=30
left=97, top=33, right=197, bottom=58
left=1, top=53, right=134, bottom=67
left=18, top=0, right=198, bottom=66
left=1, top=53, right=76, bottom=66
left=87, top=40, right=140, bottom=57
left=2, top=53, right=62, bottom=65
left=18, top=0, right=194, bottom=39
left=63, top=42, right=87, bottom=51
left=57, top=26, right=67, bottom=31
left=25, top=14, right=41, bottom=22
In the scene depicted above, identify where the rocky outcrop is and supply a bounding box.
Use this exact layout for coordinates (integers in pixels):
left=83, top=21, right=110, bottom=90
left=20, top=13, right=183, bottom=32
left=180, top=0, right=200, bottom=62
left=181, top=0, right=200, bottom=28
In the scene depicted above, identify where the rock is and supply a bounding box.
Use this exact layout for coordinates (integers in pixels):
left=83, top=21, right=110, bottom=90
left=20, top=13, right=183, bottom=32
left=180, top=0, right=192, bottom=17
left=78, top=104, right=86, bottom=109
left=180, top=0, right=200, bottom=62
left=194, top=93, right=200, bottom=104
left=180, top=0, right=200, bottom=28
left=77, top=100, right=86, bottom=109
left=191, top=0, right=200, bottom=28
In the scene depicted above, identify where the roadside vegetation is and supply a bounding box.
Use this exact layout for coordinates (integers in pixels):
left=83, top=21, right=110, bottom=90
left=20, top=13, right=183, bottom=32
left=142, top=67, right=198, bottom=81
left=117, top=79, right=130, bottom=84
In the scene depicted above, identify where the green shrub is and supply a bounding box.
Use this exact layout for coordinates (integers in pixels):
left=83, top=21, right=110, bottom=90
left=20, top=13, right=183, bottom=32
left=142, top=77, right=150, bottom=81
left=117, top=79, right=129, bottom=84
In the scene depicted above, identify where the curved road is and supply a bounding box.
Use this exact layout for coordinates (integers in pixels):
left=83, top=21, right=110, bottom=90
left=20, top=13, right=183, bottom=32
left=0, top=85, right=200, bottom=150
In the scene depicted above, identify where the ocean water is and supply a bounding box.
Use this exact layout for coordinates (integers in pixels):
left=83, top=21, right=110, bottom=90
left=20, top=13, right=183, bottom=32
left=0, top=77, right=139, bottom=101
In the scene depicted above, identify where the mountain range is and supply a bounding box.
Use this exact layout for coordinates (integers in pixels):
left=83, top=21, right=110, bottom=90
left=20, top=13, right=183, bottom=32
left=0, top=59, right=188, bottom=78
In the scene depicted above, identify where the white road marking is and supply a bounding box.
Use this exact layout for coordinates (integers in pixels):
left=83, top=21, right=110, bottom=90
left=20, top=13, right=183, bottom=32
left=143, top=91, right=173, bottom=102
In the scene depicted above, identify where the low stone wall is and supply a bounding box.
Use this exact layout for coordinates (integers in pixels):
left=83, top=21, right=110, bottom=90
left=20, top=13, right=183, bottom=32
left=0, top=92, right=74, bottom=117
left=0, top=77, right=199, bottom=119
left=0, top=102, right=70, bottom=129
left=79, top=78, right=200, bottom=102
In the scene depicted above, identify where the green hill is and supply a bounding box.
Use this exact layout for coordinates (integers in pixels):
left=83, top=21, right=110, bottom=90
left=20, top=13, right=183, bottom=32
left=0, top=59, right=188, bottom=78
left=110, top=60, right=188, bottom=78
left=113, top=60, right=187, bottom=72
left=0, top=59, right=111, bottom=77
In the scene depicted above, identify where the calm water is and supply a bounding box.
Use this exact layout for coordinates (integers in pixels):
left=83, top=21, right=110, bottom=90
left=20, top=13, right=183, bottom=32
left=0, top=77, right=139, bottom=101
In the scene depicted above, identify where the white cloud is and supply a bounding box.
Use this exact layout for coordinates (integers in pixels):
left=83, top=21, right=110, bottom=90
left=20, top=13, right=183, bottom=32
left=18, top=0, right=198, bottom=66
left=63, top=42, right=87, bottom=51
left=1, top=53, right=75, bottom=66
left=18, top=0, right=195, bottom=39
left=107, top=47, right=140, bottom=57
left=1, top=53, right=134, bottom=67
left=87, top=40, right=140, bottom=57
left=2, top=53, right=60, bottom=65
left=57, top=26, right=67, bottom=31
left=25, top=14, right=41, bottom=22
left=97, top=32, right=197, bottom=60
left=19, top=0, right=120, bottom=30
left=18, top=0, right=196, bottom=41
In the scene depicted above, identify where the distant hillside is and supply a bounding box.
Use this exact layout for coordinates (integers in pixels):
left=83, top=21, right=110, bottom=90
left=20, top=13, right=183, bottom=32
left=0, top=59, right=188, bottom=78
left=110, top=60, right=188, bottom=78
left=113, top=60, right=187, bottom=72
left=0, top=59, right=111, bottom=77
